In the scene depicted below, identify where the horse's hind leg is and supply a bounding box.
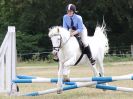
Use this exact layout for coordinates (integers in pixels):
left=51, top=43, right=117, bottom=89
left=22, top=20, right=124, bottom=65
left=97, top=56, right=105, bottom=77
left=97, top=56, right=108, bottom=88
left=98, top=62, right=104, bottom=77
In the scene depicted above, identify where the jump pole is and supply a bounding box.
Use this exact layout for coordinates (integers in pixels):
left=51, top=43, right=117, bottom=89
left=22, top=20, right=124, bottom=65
left=13, top=74, right=133, bottom=83
left=22, top=82, right=133, bottom=96
left=17, top=75, right=41, bottom=79
left=22, top=81, right=106, bottom=96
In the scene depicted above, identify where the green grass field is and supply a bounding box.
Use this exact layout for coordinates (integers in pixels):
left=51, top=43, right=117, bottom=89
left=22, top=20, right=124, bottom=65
left=0, top=61, right=133, bottom=99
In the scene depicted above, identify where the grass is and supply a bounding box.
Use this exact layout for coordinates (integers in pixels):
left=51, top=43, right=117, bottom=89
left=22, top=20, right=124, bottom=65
left=1, top=61, right=133, bottom=99
left=17, top=55, right=133, bottom=67
left=17, top=61, right=58, bottom=67
left=104, top=55, right=133, bottom=62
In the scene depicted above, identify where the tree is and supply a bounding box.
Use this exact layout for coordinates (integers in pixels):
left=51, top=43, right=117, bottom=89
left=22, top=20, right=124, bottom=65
left=0, top=0, right=132, bottom=56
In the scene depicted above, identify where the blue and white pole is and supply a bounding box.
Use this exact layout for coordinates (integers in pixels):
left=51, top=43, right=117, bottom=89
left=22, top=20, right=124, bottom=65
left=96, top=84, right=133, bottom=92
left=13, top=78, right=58, bottom=83
left=22, top=81, right=106, bottom=96
left=16, top=75, right=76, bottom=85
left=22, top=82, right=133, bottom=96
left=14, top=74, right=133, bottom=83
left=17, top=75, right=38, bottom=79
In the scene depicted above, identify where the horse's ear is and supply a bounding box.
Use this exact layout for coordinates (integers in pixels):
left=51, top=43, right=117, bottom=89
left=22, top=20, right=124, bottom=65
left=57, top=28, right=59, bottom=33
left=48, top=28, right=51, bottom=31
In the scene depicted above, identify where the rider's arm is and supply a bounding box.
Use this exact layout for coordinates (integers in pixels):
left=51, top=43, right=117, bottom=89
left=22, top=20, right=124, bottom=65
left=71, top=16, right=84, bottom=36
left=63, top=15, right=68, bottom=30
left=76, top=16, right=84, bottom=33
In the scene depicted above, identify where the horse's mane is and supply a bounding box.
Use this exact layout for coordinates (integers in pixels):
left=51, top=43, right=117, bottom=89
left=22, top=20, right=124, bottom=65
left=48, top=26, right=69, bottom=37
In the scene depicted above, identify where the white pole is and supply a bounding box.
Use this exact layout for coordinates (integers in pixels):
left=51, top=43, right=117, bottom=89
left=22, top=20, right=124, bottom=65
left=0, top=31, right=10, bottom=55
left=0, top=55, right=4, bottom=92
left=7, top=26, right=17, bottom=94
left=6, top=31, right=12, bottom=92
left=0, top=29, right=10, bottom=93
left=10, top=26, right=17, bottom=95
left=11, top=26, right=16, bottom=83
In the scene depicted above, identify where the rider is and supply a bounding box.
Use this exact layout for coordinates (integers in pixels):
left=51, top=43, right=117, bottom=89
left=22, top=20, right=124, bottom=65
left=62, top=4, right=96, bottom=65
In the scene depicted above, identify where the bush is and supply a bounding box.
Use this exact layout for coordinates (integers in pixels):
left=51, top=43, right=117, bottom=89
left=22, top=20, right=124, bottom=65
left=45, top=53, right=55, bottom=63
left=104, top=55, right=133, bottom=62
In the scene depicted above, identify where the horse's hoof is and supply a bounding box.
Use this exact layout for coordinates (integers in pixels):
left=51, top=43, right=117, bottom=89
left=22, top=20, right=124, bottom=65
left=102, top=89, right=107, bottom=91
left=17, top=85, right=19, bottom=92
left=57, top=90, right=62, bottom=94
left=63, top=75, right=70, bottom=82
left=64, top=78, right=70, bottom=82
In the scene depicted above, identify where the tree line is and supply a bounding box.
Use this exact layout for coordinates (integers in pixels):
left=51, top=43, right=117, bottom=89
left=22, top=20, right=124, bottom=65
left=0, top=0, right=133, bottom=55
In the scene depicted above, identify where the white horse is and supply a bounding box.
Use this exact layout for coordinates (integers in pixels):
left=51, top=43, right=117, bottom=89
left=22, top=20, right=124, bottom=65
left=48, top=23, right=109, bottom=93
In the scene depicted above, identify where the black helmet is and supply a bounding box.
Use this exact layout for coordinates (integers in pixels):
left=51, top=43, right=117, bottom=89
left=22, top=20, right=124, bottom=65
left=66, top=4, right=76, bottom=12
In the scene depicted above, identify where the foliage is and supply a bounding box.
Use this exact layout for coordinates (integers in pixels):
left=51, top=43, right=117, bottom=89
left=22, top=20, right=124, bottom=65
left=0, top=0, right=132, bottom=58
left=45, top=53, right=55, bottom=63
left=104, top=55, right=133, bottom=62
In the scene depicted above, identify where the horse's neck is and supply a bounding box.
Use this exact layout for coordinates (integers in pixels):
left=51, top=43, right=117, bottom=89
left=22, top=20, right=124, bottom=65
left=60, top=28, right=81, bottom=57
left=61, top=30, right=70, bottom=45
left=60, top=37, right=80, bottom=56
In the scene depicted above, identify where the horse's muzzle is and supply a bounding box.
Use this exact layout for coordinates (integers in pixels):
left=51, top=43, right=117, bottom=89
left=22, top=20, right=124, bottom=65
left=52, top=50, right=58, bottom=56
left=52, top=50, right=59, bottom=62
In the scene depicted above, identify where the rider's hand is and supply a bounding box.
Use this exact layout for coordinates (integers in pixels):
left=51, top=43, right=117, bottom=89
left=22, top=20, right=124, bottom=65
left=70, top=31, right=78, bottom=36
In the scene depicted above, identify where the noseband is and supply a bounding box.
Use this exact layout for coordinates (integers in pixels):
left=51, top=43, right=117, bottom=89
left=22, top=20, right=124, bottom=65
left=52, top=34, right=62, bottom=52
left=52, top=34, right=70, bottom=52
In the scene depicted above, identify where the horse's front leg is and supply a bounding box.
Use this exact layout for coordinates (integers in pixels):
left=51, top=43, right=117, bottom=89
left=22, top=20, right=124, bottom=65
left=57, top=62, right=63, bottom=94
left=62, top=64, right=71, bottom=82
left=62, top=55, right=76, bottom=81
left=90, top=63, right=100, bottom=77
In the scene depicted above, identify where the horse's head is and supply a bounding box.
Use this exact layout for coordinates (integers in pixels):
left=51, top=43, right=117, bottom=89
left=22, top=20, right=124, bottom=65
left=48, top=26, right=70, bottom=57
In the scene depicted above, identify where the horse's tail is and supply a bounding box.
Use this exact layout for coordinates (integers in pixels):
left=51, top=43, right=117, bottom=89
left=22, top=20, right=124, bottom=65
left=94, top=19, right=109, bottom=54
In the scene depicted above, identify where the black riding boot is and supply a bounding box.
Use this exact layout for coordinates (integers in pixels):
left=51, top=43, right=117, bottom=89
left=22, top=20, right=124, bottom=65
left=85, top=45, right=96, bottom=65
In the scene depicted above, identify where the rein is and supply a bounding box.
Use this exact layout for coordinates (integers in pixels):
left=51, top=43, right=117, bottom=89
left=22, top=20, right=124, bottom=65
left=52, top=34, right=71, bottom=51
left=60, top=37, right=71, bottom=49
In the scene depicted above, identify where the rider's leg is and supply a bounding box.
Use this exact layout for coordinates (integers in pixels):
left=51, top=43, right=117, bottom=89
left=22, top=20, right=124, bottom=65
left=85, top=45, right=96, bottom=65
left=80, top=26, right=96, bottom=65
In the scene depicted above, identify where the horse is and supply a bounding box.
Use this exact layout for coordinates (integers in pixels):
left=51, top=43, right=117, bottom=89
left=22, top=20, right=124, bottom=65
left=48, top=23, right=109, bottom=93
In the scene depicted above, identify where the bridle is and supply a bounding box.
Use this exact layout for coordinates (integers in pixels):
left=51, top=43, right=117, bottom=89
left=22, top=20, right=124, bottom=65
left=51, top=34, right=70, bottom=52
left=52, top=34, right=62, bottom=52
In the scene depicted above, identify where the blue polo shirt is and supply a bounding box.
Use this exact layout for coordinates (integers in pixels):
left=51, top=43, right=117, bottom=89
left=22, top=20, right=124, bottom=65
left=63, top=14, right=84, bottom=33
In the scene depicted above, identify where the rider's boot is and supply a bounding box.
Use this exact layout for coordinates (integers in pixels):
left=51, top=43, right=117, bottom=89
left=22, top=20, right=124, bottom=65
left=85, top=45, right=96, bottom=65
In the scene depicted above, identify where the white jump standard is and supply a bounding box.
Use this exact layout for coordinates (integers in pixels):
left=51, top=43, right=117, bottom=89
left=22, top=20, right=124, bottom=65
left=0, top=26, right=17, bottom=93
